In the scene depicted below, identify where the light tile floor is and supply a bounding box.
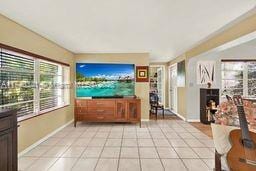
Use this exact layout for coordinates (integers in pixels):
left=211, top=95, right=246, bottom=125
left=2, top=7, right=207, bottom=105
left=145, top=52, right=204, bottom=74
left=19, top=120, right=215, bottom=171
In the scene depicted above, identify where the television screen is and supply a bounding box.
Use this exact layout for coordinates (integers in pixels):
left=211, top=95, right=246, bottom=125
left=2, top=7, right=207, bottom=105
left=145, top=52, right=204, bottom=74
left=76, top=63, right=135, bottom=97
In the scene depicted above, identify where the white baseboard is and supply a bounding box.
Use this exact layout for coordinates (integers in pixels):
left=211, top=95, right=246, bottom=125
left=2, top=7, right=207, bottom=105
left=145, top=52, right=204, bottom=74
left=141, top=119, right=149, bottom=122
left=170, top=110, right=186, bottom=121
left=18, top=119, right=74, bottom=158
left=175, top=113, right=186, bottom=121
left=187, top=119, right=200, bottom=122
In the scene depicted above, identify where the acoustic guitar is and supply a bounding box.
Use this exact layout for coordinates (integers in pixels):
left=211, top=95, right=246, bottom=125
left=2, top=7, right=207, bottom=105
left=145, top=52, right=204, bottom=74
left=227, top=95, right=256, bottom=171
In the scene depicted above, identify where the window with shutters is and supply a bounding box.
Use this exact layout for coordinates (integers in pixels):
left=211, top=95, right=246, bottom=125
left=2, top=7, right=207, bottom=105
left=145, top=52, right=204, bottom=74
left=248, top=62, right=256, bottom=96
left=0, top=47, right=70, bottom=121
left=39, top=61, right=62, bottom=111
left=221, top=61, right=256, bottom=97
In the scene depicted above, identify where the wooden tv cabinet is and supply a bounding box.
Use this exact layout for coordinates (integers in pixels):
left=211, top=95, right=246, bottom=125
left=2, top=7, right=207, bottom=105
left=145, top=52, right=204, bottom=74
left=74, top=98, right=141, bottom=126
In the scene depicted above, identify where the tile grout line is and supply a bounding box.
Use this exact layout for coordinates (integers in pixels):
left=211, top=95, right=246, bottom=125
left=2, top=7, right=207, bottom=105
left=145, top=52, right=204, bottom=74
left=27, top=123, right=76, bottom=171
left=19, top=121, right=215, bottom=171
left=168, top=121, right=189, bottom=171
left=46, top=124, right=74, bottom=170
left=48, top=125, right=86, bottom=170
left=89, top=126, right=104, bottom=171
left=148, top=124, right=165, bottom=170
left=137, top=123, right=143, bottom=171
left=69, top=127, right=91, bottom=170
left=174, top=121, right=214, bottom=170
left=117, top=125, right=124, bottom=171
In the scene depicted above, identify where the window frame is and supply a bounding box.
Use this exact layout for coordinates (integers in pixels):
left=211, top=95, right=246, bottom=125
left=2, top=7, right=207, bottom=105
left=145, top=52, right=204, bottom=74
left=0, top=43, right=70, bottom=122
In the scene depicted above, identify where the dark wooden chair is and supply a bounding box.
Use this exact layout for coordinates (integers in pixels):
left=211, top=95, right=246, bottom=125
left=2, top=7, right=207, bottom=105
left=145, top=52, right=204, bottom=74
left=150, top=93, right=164, bottom=119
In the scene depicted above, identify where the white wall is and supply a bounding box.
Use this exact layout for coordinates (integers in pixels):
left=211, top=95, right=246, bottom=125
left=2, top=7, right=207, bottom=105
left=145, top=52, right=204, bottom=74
left=186, top=39, right=256, bottom=120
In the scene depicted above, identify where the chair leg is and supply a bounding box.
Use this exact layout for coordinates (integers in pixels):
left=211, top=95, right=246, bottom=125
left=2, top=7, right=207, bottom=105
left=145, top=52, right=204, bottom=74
left=155, top=107, right=157, bottom=120
left=162, top=108, right=164, bottom=119
left=215, top=150, right=222, bottom=171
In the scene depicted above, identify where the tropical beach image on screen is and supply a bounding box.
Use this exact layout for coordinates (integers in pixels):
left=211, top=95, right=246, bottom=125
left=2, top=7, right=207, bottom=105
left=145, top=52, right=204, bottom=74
left=76, top=63, right=135, bottom=97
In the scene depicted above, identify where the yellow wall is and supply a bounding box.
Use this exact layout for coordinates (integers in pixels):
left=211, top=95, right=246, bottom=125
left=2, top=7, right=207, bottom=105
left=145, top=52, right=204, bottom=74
left=177, top=87, right=186, bottom=118
left=75, top=53, right=150, bottom=120
left=0, top=14, right=75, bottom=152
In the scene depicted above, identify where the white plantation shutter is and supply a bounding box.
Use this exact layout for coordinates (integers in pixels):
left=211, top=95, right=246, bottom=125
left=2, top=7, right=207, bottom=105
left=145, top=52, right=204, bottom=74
left=39, top=61, right=61, bottom=111
left=0, top=49, right=35, bottom=117
left=0, top=47, right=70, bottom=120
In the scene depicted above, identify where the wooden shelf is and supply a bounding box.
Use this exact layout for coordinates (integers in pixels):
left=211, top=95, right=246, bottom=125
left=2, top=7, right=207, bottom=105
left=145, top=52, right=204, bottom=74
left=200, top=89, right=220, bottom=124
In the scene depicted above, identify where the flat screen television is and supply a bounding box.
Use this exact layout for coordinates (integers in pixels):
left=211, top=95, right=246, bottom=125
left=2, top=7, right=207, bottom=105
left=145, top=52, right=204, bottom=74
left=76, top=63, right=135, bottom=98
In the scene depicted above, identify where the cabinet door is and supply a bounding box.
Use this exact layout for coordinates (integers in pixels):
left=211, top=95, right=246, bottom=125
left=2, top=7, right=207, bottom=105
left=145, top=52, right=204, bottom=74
left=0, top=131, right=13, bottom=171
left=127, top=100, right=140, bottom=121
left=75, top=100, right=88, bottom=120
left=116, top=101, right=127, bottom=120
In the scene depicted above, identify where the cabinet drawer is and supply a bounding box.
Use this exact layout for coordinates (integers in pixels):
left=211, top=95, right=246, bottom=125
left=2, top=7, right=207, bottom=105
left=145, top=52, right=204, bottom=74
left=87, top=108, right=115, bottom=115
left=76, top=107, right=87, bottom=114
left=81, top=115, right=110, bottom=121
left=88, top=100, right=115, bottom=108
left=75, top=100, right=87, bottom=107
left=0, top=116, right=12, bottom=132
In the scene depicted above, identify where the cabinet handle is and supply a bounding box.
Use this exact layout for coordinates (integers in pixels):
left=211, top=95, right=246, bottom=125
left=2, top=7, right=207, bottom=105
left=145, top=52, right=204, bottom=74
left=97, top=116, right=104, bottom=119
left=97, top=110, right=105, bottom=112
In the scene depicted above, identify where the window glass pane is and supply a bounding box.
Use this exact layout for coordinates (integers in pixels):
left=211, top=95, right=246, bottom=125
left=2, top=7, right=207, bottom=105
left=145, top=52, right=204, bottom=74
left=248, top=79, right=256, bottom=88
left=248, top=62, right=256, bottom=70
left=222, top=89, right=243, bottom=96
left=248, top=80, right=256, bottom=97
left=40, top=61, right=58, bottom=74
left=0, top=48, right=69, bottom=118
left=248, top=62, right=256, bottom=97
left=221, top=62, right=244, bottom=70
left=39, top=61, right=61, bottom=111
left=248, top=62, right=256, bottom=80
left=222, top=80, right=243, bottom=89
left=8, top=101, right=34, bottom=117
left=221, top=71, right=243, bottom=80
left=40, top=97, right=58, bottom=111
left=248, top=70, right=256, bottom=79
left=0, top=51, right=34, bottom=71
left=0, top=50, right=35, bottom=117
left=248, top=88, right=256, bottom=97
left=40, top=75, right=61, bottom=98
left=221, top=62, right=244, bottom=97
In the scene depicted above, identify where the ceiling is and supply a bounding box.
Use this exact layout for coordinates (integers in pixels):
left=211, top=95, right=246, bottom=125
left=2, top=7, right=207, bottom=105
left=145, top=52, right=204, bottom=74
left=0, top=0, right=255, bottom=62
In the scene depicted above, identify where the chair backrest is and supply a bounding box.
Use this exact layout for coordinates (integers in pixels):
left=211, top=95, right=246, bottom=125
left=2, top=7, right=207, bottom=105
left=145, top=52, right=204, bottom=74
left=150, top=93, right=159, bottom=105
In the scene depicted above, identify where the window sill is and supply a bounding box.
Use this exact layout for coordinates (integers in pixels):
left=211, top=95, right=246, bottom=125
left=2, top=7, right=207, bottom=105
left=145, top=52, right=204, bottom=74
left=18, top=104, right=70, bottom=122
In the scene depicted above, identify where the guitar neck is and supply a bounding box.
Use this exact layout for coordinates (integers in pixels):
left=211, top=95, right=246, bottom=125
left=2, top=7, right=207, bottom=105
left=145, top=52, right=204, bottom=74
left=237, top=106, right=251, bottom=141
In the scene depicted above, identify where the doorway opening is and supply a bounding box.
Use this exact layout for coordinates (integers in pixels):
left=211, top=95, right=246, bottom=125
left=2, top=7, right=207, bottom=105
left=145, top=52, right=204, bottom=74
left=169, top=64, right=178, bottom=113
left=149, top=65, right=165, bottom=107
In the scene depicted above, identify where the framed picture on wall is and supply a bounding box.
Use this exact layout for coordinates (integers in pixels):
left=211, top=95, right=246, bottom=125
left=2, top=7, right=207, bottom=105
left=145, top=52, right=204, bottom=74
left=197, top=61, right=215, bottom=84
left=136, top=66, right=149, bottom=82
